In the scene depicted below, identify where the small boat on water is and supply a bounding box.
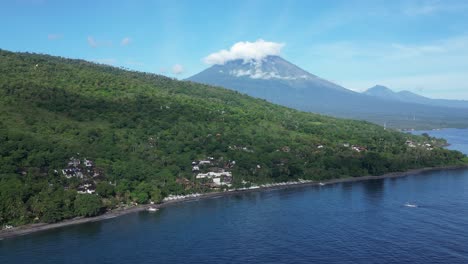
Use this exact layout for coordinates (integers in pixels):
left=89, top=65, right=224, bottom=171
left=319, top=182, right=325, bottom=186
left=404, top=202, right=418, bottom=208
left=147, top=207, right=159, bottom=212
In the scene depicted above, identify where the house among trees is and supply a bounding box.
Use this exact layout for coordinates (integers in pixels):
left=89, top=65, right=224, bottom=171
left=352, top=145, right=367, bottom=152
left=191, top=157, right=233, bottom=188
left=196, top=171, right=233, bottom=187
left=62, top=167, right=84, bottom=179
left=77, top=183, right=96, bottom=194
left=224, top=160, right=236, bottom=169
left=61, top=157, right=97, bottom=179
left=198, top=160, right=211, bottom=165
left=84, top=159, right=93, bottom=167
left=68, top=157, right=81, bottom=167
left=228, top=145, right=254, bottom=153
left=405, top=140, right=416, bottom=148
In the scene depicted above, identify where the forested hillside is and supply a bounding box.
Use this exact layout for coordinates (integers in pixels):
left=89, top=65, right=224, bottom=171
left=0, top=49, right=465, bottom=226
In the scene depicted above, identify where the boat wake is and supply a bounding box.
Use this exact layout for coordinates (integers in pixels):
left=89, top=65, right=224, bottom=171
left=147, top=207, right=159, bottom=212
left=404, top=202, right=418, bottom=208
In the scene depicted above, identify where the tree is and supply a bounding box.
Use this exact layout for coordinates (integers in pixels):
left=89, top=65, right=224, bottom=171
left=150, top=188, right=162, bottom=203
left=96, top=182, right=115, bottom=198
left=74, top=194, right=102, bottom=217
left=131, top=191, right=148, bottom=204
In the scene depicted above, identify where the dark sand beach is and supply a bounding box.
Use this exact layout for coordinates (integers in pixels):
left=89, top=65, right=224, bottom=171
left=1, top=164, right=467, bottom=240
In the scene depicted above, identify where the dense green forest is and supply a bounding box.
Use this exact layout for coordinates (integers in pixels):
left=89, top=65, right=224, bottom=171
left=0, top=49, right=466, bottom=226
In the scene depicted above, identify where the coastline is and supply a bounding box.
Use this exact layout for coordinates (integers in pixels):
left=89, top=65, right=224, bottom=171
left=2, top=164, right=468, bottom=240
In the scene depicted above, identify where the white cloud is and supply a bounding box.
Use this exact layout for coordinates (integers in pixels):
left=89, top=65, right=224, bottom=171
left=171, top=64, right=184, bottom=75
left=87, top=36, right=112, bottom=48
left=87, top=36, right=98, bottom=48
left=121, top=37, right=131, bottom=46
left=48, top=34, right=62, bottom=40
left=203, top=39, right=285, bottom=65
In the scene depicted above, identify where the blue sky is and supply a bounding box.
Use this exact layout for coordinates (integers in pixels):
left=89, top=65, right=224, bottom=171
left=2, top=0, right=468, bottom=99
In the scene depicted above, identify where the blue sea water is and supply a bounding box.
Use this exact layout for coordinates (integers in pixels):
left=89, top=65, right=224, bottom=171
left=412, top=128, right=468, bottom=154
left=1, top=129, right=468, bottom=264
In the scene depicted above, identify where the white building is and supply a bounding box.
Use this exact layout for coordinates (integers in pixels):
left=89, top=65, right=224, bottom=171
left=84, top=159, right=93, bottom=167
left=196, top=171, right=232, bottom=179
left=213, top=178, right=221, bottom=185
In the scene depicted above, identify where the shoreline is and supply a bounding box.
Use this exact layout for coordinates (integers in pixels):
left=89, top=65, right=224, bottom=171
left=1, top=164, right=468, bottom=240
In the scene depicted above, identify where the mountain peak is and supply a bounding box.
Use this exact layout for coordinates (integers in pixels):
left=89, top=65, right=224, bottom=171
left=188, top=55, right=353, bottom=100
left=364, top=85, right=399, bottom=99
left=210, top=55, right=316, bottom=81
left=366, top=85, right=394, bottom=93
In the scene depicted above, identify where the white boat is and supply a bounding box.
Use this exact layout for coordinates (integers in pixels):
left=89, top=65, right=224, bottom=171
left=404, top=202, right=418, bottom=208
left=3, top=225, right=13, bottom=230
left=319, top=182, right=325, bottom=186
left=147, top=207, right=159, bottom=212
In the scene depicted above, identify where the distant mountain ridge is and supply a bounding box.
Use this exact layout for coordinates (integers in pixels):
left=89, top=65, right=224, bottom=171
left=364, top=85, right=468, bottom=109
left=188, top=56, right=468, bottom=129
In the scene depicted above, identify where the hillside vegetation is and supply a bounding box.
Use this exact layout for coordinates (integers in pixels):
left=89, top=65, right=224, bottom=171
left=0, top=49, right=465, bottom=225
